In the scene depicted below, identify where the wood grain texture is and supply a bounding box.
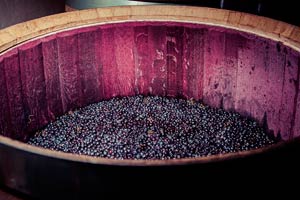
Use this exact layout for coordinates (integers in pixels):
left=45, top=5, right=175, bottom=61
left=99, top=27, right=119, bottom=99
left=293, top=58, right=300, bottom=137
left=19, top=41, right=48, bottom=137
left=41, top=35, right=63, bottom=121
left=2, top=50, right=26, bottom=140
left=165, top=26, right=184, bottom=97
left=134, top=25, right=151, bottom=95
left=149, top=25, right=167, bottom=96
left=77, top=27, right=101, bottom=105
left=0, top=57, right=11, bottom=138
left=279, top=49, right=299, bottom=139
left=114, top=26, right=136, bottom=97
left=57, top=31, right=81, bottom=113
left=182, top=27, right=205, bottom=100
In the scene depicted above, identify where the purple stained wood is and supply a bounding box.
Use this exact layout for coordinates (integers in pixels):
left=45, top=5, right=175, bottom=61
left=94, top=28, right=105, bottom=101
left=19, top=40, right=49, bottom=136
left=77, top=27, right=101, bottom=106
left=2, top=50, right=26, bottom=140
left=223, top=33, right=244, bottom=111
left=293, top=57, right=300, bottom=137
left=149, top=26, right=167, bottom=96
left=57, top=31, right=81, bottom=113
left=41, top=34, right=63, bottom=121
left=0, top=57, right=11, bottom=137
left=182, top=27, right=205, bottom=100
left=203, top=30, right=224, bottom=108
left=114, top=26, right=135, bottom=97
left=0, top=21, right=299, bottom=141
left=203, top=30, right=225, bottom=108
left=98, top=27, right=119, bottom=99
left=279, top=50, right=299, bottom=138
left=134, top=26, right=151, bottom=95
left=261, top=42, right=285, bottom=138
left=165, top=26, right=184, bottom=97
left=238, top=38, right=268, bottom=118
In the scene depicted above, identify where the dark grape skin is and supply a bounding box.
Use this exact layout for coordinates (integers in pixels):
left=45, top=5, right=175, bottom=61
left=28, top=95, right=276, bottom=160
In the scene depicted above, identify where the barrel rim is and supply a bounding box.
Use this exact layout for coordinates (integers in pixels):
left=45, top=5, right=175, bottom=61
left=0, top=135, right=295, bottom=166
left=0, top=5, right=299, bottom=53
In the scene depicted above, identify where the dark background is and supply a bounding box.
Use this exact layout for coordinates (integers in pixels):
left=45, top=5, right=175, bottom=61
left=0, top=0, right=65, bottom=29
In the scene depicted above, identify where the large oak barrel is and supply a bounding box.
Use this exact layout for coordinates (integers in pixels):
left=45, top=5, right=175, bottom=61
left=0, top=6, right=299, bottom=198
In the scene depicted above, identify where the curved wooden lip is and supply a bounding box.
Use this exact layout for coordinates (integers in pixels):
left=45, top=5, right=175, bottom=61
left=0, top=5, right=299, bottom=53
left=0, top=135, right=295, bottom=166
left=0, top=5, right=299, bottom=166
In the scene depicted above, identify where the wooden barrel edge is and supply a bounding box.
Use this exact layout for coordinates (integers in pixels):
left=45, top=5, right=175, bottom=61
left=0, top=6, right=299, bottom=53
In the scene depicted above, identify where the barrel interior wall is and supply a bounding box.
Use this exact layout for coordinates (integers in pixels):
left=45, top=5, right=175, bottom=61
left=0, top=22, right=299, bottom=141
